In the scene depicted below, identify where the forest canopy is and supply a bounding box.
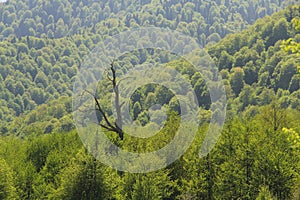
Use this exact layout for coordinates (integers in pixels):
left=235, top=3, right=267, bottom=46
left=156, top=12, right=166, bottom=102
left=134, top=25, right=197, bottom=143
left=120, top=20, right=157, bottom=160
left=0, top=1, right=299, bottom=199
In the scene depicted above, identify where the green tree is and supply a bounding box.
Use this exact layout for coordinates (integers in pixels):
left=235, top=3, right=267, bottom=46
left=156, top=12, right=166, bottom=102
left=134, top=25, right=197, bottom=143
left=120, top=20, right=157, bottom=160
left=56, top=148, right=109, bottom=200
left=132, top=102, right=142, bottom=121
left=121, top=169, right=175, bottom=200
left=145, top=92, right=157, bottom=109
left=34, top=71, right=48, bottom=88
left=256, top=186, right=273, bottom=200
left=0, top=159, right=17, bottom=199
left=218, top=50, right=233, bottom=70
left=14, top=82, right=25, bottom=96
left=275, top=59, right=297, bottom=90
left=281, top=15, right=300, bottom=74
left=238, top=84, right=257, bottom=110
left=230, top=67, right=245, bottom=96
left=271, top=18, right=288, bottom=45
left=194, top=78, right=210, bottom=109
left=244, top=61, right=258, bottom=85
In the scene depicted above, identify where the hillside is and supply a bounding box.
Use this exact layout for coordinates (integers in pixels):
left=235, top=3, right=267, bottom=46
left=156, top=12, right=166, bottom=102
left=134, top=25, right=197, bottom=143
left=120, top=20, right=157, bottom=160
left=0, top=2, right=299, bottom=200
left=0, top=0, right=297, bottom=44
left=1, top=5, right=299, bottom=136
left=0, top=0, right=298, bottom=126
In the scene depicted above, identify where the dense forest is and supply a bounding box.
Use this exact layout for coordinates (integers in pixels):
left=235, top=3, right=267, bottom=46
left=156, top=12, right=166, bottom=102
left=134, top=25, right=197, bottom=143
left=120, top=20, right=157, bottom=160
left=0, top=0, right=297, bottom=41
left=0, top=0, right=300, bottom=199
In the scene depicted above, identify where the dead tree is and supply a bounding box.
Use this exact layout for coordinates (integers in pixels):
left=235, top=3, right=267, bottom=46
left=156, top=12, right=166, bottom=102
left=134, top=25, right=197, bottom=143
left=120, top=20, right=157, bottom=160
left=84, top=62, right=125, bottom=140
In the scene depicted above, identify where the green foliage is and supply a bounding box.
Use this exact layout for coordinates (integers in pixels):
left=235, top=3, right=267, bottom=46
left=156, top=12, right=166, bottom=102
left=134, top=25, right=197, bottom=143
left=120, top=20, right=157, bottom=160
left=0, top=159, right=17, bottom=199
left=0, top=2, right=299, bottom=200
left=55, top=148, right=109, bottom=200
left=0, top=109, right=299, bottom=199
left=207, top=6, right=300, bottom=112
left=230, top=67, right=245, bottom=96
left=0, top=4, right=299, bottom=130
left=124, top=171, right=175, bottom=200
left=0, top=0, right=293, bottom=41
left=256, top=186, right=274, bottom=200
left=281, top=6, right=300, bottom=74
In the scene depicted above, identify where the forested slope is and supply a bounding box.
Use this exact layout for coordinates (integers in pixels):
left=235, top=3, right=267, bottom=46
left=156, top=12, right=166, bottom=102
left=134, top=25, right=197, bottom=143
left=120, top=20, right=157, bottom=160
left=0, top=2, right=299, bottom=200
left=0, top=0, right=298, bottom=128
left=0, top=0, right=297, bottom=44
left=1, top=6, right=299, bottom=137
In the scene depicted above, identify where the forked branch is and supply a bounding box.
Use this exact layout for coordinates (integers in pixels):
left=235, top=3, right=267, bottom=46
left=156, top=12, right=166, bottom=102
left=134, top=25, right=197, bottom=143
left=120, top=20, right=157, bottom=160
left=83, top=62, right=125, bottom=140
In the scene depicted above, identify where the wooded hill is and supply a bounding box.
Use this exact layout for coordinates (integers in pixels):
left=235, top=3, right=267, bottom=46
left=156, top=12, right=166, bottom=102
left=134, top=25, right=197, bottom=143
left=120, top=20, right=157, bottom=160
left=0, top=1, right=299, bottom=200
left=1, top=5, right=299, bottom=137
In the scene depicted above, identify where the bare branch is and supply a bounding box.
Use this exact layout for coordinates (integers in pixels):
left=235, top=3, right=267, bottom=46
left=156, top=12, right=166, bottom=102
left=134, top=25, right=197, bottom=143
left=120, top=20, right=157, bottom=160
left=76, top=61, right=125, bottom=140
left=83, top=90, right=114, bottom=129
left=105, top=70, right=113, bottom=82
left=120, top=101, right=125, bottom=109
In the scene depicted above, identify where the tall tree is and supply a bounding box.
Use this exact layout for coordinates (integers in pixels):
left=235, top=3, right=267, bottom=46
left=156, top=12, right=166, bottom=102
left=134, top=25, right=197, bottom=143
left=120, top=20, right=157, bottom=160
left=0, top=158, right=17, bottom=199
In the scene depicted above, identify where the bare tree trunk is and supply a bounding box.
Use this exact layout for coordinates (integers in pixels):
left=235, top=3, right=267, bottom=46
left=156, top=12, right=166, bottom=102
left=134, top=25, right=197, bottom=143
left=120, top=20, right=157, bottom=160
left=109, top=63, right=124, bottom=140
left=84, top=62, right=125, bottom=140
